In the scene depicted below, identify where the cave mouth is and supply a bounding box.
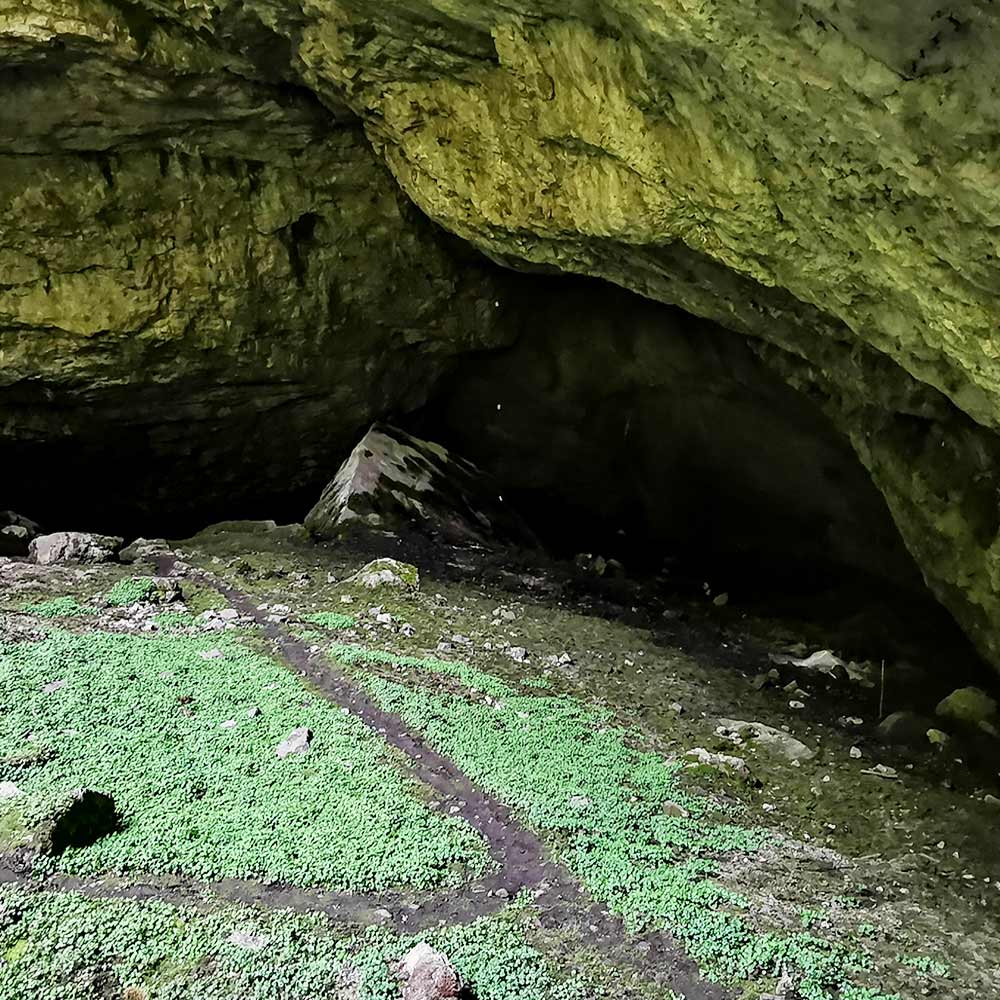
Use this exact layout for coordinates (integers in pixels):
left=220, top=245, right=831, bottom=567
left=1, top=274, right=987, bottom=697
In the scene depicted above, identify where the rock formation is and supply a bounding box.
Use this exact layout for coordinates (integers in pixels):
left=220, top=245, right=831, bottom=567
left=3, top=2, right=1000, bottom=669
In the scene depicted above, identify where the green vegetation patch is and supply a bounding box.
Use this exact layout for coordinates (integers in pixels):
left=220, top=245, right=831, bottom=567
left=331, top=643, right=898, bottom=1000
left=105, top=577, right=158, bottom=606
left=0, top=629, right=487, bottom=891
left=0, top=887, right=588, bottom=1000
left=302, top=611, right=356, bottom=630
left=19, top=597, right=94, bottom=619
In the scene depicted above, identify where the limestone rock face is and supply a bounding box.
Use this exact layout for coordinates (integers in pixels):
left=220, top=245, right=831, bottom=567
left=0, top=2, right=512, bottom=526
left=5, top=1, right=1000, bottom=669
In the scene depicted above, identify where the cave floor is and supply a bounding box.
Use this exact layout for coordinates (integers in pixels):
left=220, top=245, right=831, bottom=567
left=0, top=523, right=998, bottom=1000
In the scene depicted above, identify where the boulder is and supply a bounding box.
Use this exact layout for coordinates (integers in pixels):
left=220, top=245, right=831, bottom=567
left=876, top=711, right=936, bottom=748
left=345, top=559, right=420, bottom=592
left=305, top=424, right=535, bottom=548
left=275, top=727, right=313, bottom=759
left=0, top=511, right=40, bottom=556
left=936, top=687, right=998, bottom=729
left=714, top=719, right=816, bottom=763
left=119, top=538, right=172, bottom=564
left=396, top=943, right=462, bottom=1000
left=29, top=532, right=122, bottom=565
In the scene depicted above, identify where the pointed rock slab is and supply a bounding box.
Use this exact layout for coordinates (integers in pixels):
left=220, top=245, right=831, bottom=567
left=29, top=532, right=122, bottom=565
left=396, top=943, right=462, bottom=1000
left=305, top=424, right=536, bottom=548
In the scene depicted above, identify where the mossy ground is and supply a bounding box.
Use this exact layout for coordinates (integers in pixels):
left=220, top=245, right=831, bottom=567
left=1, top=523, right=998, bottom=999
left=0, top=623, right=487, bottom=891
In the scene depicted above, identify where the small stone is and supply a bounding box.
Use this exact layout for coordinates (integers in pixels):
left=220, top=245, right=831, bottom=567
left=508, top=646, right=529, bottom=663
left=984, top=794, right=1000, bottom=808
left=42, top=679, right=67, bottom=694
left=219, top=720, right=237, bottom=730
left=375, top=612, right=393, bottom=625
left=493, top=887, right=510, bottom=899
left=568, top=795, right=592, bottom=811
left=199, top=649, right=223, bottom=660
left=227, top=930, right=270, bottom=951
left=927, top=728, right=950, bottom=746
left=218, top=608, right=240, bottom=621
left=247, top=707, right=262, bottom=719
left=669, top=701, right=685, bottom=714
left=400, top=623, right=416, bottom=637
left=686, top=747, right=755, bottom=783
left=662, top=801, right=690, bottom=818
left=789, top=700, right=805, bottom=710
left=849, top=746, right=863, bottom=759
left=275, top=727, right=312, bottom=758
left=0, top=781, right=22, bottom=800
left=861, top=764, right=898, bottom=779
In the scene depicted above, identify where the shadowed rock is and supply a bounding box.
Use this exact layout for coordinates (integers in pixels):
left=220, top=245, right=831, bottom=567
left=305, top=424, right=536, bottom=549
left=28, top=790, right=119, bottom=857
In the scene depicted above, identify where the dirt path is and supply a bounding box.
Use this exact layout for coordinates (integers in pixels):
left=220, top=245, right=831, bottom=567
left=2, top=557, right=730, bottom=999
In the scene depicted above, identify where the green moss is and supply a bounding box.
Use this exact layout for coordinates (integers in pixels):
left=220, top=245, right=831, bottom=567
left=19, top=597, right=94, bottom=618
left=0, top=887, right=591, bottom=1000
left=329, top=641, right=898, bottom=1000
left=899, top=955, right=950, bottom=978
left=105, top=577, right=158, bottom=606
left=302, top=612, right=356, bottom=630
left=0, top=628, right=487, bottom=891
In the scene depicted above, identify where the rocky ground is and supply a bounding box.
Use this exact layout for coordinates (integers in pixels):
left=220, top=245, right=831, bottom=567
left=1, top=522, right=998, bottom=1000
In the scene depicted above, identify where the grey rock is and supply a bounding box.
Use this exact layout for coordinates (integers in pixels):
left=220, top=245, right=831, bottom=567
left=227, top=930, right=270, bottom=951
left=119, top=538, right=171, bottom=564
left=29, top=532, right=122, bottom=565
left=936, top=687, right=998, bottom=727
left=275, top=727, right=312, bottom=758
left=714, top=719, right=816, bottom=762
left=346, top=558, right=419, bottom=591
left=0, top=781, right=22, bottom=800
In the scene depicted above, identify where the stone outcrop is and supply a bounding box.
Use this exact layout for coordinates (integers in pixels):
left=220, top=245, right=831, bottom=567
left=305, top=424, right=536, bottom=547
left=3, top=2, right=1000, bottom=670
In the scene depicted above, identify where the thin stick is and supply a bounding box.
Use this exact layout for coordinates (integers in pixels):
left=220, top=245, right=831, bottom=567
left=878, top=659, right=886, bottom=720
